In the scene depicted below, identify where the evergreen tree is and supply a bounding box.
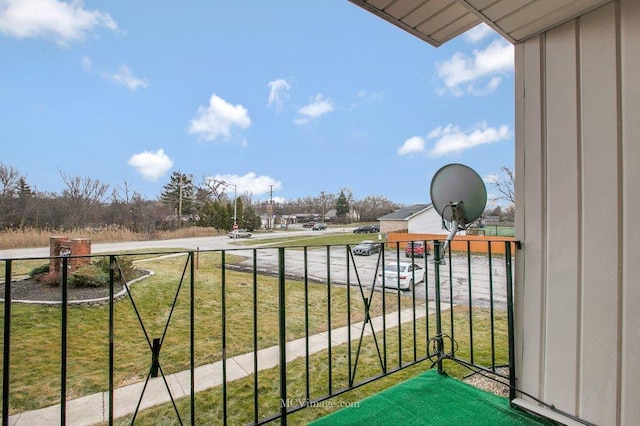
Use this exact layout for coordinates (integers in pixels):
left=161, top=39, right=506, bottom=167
left=336, top=190, right=349, bottom=223
left=159, top=172, right=196, bottom=222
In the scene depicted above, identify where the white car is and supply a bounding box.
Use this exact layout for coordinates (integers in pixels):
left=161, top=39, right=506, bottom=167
left=377, top=262, right=425, bottom=290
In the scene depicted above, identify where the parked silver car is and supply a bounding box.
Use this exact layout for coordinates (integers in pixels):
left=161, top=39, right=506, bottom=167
left=352, top=240, right=381, bottom=256
left=227, top=229, right=252, bottom=238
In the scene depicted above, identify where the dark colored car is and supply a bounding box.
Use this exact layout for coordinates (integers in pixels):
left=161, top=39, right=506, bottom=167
left=405, top=241, right=429, bottom=258
left=302, top=222, right=316, bottom=228
left=312, top=223, right=327, bottom=231
left=352, top=240, right=381, bottom=256
left=353, top=225, right=379, bottom=234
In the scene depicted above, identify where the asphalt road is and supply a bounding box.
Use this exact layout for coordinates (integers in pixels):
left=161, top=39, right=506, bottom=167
left=0, top=228, right=510, bottom=309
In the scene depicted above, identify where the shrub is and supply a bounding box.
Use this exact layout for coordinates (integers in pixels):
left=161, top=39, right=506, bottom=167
left=28, top=264, right=50, bottom=278
left=92, top=256, right=134, bottom=281
left=38, top=272, right=61, bottom=287
left=69, top=265, right=109, bottom=288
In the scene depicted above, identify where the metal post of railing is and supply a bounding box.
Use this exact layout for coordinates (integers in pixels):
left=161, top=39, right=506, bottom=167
left=467, top=240, right=474, bottom=364
left=221, top=251, right=228, bottom=425
left=326, top=245, right=332, bottom=395
left=488, top=241, right=496, bottom=370
left=448, top=247, right=454, bottom=345
left=278, top=247, right=288, bottom=425
left=108, top=255, right=115, bottom=426
left=433, top=240, right=443, bottom=374
left=381, top=244, right=387, bottom=373
left=2, top=260, right=12, bottom=426
left=396, top=243, right=402, bottom=368
left=303, top=247, right=310, bottom=403
left=425, top=243, right=431, bottom=356
left=190, top=252, right=195, bottom=425
left=505, top=241, right=517, bottom=401
left=60, top=257, right=68, bottom=425
left=346, top=246, right=353, bottom=387
left=253, top=249, right=260, bottom=423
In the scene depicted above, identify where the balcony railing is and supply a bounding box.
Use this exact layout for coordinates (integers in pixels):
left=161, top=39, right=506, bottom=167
left=0, top=239, right=516, bottom=425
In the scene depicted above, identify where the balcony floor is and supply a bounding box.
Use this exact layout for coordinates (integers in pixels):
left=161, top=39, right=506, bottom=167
left=310, top=370, right=554, bottom=426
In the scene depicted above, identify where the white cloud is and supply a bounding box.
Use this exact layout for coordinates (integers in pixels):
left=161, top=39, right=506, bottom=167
left=267, top=78, right=291, bottom=111
left=188, top=94, right=251, bottom=141
left=464, top=23, right=494, bottom=43
left=398, top=136, right=425, bottom=156
left=0, top=0, right=118, bottom=46
left=350, top=90, right=383, bottom=109
left=81, top=56, right=92, bottom=71
left=127, top=149, right=173, bottom=181
left=295, top=94, right=333, bottom=124
left=205, top=172, right=282, bottom=196
left=435, top=39, right=513, bottom=96
left=428, top=122, right=510, bottom=157
left=100, top=64, right=148, bottom=91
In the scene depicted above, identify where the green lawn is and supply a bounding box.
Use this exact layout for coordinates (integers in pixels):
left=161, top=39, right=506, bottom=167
left=110, top=305, right=508, bottom=425
left=0, top=251, right=418, bottom=414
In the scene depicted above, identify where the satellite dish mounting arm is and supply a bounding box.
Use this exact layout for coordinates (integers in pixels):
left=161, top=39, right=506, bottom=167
left=440, top=201, right=466, bottom=259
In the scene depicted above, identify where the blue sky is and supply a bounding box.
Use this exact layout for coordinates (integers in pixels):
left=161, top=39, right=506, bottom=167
left=0, top=0, right=514, bottom=206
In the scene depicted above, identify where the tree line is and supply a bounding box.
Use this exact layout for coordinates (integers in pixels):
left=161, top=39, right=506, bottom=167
left=0, top=163, right=401, bottom=233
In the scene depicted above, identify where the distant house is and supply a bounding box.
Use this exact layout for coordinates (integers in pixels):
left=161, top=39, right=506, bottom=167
left=377, top=204, right=445, bottom=235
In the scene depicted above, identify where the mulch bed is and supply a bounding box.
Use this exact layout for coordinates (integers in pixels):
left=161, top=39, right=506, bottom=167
left=0, top=278, right=124, bottom=302
left=0, top=269, right=150, bottom=303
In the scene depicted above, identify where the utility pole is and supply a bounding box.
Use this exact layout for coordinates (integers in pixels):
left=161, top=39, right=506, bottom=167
left=269, top=185, right=273, bottom=229
left=178, top=173, right=183, bottom=228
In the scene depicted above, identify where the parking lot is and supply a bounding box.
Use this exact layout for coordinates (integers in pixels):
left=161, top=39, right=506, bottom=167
left=233, top=244, right=510, bottom=310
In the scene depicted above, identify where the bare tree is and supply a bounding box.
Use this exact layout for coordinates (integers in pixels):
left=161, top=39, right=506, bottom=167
left=0, top=163, right=32, bottom=229
left=353, top=195, right=398, bottom=221
left=488, top=166, right=515, bottom=205
left=0, top=162, right=23, bottom=196
left=58, top=169, right=110, bottom=229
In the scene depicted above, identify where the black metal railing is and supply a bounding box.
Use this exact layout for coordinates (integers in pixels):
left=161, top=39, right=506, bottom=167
left=0, top=238, right=516, bottom=425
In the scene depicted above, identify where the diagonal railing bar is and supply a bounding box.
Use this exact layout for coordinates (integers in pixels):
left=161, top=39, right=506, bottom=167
left=113, top=254, right=191, bottom=425
left=348, top=247, right=386, bottom=385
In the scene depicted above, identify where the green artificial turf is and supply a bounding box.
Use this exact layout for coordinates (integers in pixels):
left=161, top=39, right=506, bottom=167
left=309, top=370, right=554, bottom=426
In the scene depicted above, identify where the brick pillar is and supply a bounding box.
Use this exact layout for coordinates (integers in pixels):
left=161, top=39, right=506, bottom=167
left=49, top=236, right=71, bottom=277
left=70, top=238, right=91, bottom=272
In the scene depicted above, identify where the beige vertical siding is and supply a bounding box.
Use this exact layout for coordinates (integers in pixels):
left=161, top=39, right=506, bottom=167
left=578, top=3, right=620, bottom=423
left=544, top=19, right=581, bottom=411
left=620, top=1, right=640, bottom=424
left=515, top=1, right=638, bottom=424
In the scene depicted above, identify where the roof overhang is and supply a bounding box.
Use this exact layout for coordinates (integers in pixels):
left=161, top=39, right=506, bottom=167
left=348, top=0, right=613, bottom=46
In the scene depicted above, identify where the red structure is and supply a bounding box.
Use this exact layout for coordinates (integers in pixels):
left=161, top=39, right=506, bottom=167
left=49, top=236, right=91, bottom=277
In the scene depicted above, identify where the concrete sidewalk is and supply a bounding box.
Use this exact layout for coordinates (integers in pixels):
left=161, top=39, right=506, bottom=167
left=9, top=302, right=445, bottom=425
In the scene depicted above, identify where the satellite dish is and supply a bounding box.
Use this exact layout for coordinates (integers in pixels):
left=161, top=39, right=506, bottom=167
left=430, top=163, right=487, bottom=259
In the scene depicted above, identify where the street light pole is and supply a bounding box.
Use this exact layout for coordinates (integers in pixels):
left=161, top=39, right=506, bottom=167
left=232, top=183, right=237, bottom=230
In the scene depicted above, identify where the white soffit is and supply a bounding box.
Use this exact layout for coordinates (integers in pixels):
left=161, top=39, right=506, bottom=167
left=348, top=0, right=613, bottom=46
